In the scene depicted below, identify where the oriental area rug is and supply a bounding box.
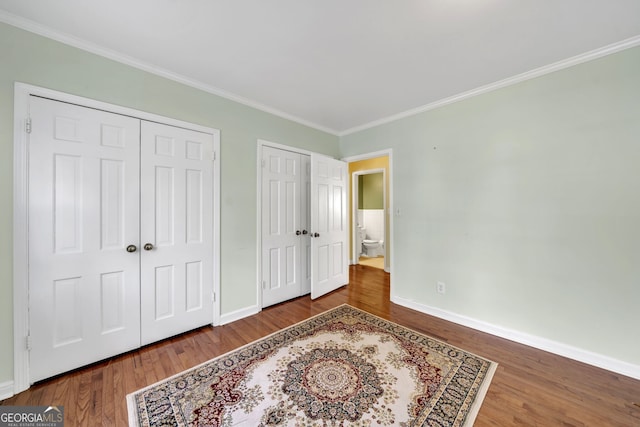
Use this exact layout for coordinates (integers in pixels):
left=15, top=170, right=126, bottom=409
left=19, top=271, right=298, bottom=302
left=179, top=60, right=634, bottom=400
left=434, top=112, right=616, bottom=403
left=127, top=305, right=497, bottom=426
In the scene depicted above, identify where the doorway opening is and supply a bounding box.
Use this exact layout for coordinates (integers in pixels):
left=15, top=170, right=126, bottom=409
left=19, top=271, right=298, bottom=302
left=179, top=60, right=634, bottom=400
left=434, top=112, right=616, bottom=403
left=343, top=151, right=392, bottom=275
left=353, top=169, right=386, bottom=270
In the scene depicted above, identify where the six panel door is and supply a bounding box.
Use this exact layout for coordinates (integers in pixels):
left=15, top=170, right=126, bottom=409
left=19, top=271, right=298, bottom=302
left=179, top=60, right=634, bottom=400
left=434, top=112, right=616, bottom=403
left=139, top=121, right=214, bottom=345
left=310, top=154, right=349, bottom=299
left=261, top=146, right=311, bottom=307
left=28, top=96, right=142, bottom=382
left=28, top=97, right=216, bottom=381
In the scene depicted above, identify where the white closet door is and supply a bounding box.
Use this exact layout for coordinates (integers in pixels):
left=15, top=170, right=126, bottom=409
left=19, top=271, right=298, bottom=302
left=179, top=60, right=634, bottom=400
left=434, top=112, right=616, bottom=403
left=140, top=121, right=214, bottom=345
left=310, top=154, right=349, bottom=299
left=28, top=96, right=141, bottom=382
left=261, top=146, right=307, bottom=307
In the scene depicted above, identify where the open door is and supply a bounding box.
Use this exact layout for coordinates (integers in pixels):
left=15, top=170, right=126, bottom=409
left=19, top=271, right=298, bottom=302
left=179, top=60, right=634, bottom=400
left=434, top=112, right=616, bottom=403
left=310, top=154, right=348, bottom=299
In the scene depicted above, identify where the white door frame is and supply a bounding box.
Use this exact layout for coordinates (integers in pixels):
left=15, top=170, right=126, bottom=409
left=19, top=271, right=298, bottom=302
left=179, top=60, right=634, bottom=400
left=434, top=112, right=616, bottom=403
left=256, top=140, right=314, bottom=309
left=342, top=149, right=394, bottom=288
left=352, top=168, right=386, bottom=267
left=12, top=83, right=221, bottom=395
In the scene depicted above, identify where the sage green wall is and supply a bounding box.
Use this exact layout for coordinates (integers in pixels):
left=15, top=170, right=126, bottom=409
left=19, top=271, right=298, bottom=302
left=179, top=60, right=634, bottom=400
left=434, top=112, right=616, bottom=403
left=0, top=22, right=339, bottom=386
left=359, top=173, right=384, bottom=209
left=341, top=46, right=640, bottom=366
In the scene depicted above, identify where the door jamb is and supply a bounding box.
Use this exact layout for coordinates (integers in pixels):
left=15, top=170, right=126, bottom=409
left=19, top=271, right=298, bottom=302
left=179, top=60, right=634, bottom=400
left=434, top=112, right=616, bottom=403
left=12, top=83, right=221, bottom=395
left=352, top=168, right=386, bottom=268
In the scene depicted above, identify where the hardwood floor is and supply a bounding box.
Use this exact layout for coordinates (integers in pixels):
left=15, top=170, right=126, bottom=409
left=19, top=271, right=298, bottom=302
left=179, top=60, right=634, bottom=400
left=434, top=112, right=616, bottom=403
left=3, top=265, right=639, bottom=426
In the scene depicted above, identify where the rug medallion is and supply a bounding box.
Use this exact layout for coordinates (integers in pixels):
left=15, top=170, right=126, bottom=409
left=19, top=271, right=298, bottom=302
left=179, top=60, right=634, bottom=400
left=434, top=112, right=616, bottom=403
left=128, top=304, right=496, bottom=426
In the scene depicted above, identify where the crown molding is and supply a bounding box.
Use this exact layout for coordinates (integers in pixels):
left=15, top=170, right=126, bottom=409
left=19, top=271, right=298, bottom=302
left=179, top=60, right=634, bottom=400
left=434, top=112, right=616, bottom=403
left=339, top=34, right=640, bottom=136
left=0, top=10, right=339, bottom=136
left=3, top=10, right=638, bottom=138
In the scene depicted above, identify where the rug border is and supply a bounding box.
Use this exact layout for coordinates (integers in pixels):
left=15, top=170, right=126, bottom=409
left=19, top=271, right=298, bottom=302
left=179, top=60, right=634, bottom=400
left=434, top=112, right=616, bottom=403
left=126, top=303, right=498, bottom=426
left=462, top=356, right=497, bottom=426
left=342, top=305, right=499, bottom=426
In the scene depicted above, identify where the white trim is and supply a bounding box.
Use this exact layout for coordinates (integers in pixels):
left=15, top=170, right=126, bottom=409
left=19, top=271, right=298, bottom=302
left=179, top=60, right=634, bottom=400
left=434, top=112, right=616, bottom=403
left=392, top=295, right=640, bottom=380
left=256, top=142, right=264, bottom=311
left=12, top=84, right=30, bottom=395
left=0, top=381, right=14, bottom=401
left=218, top=305, right=261, bottom=326
left=12, top=83, right=222, bottom=391
left=211, top=130, right=222, bottom=327
left=339, top=35, right=640, bottom=136
left=14, top=83, right=219, bottom=135
left=0, top=10, right=338, bottom=136
left=342, top=150, right=393, bottom=164
left=258, top=139, right=316, bottom=157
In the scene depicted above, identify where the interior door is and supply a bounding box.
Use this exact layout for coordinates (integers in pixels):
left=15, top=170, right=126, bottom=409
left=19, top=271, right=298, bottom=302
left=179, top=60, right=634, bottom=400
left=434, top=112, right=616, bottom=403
left=28, top=96, right=141, bottom=382
left=310, top=154, right=349, bottom=299
left=139, top=121, right=214, bottom=345
left=261, top=146, right=309, bottom=307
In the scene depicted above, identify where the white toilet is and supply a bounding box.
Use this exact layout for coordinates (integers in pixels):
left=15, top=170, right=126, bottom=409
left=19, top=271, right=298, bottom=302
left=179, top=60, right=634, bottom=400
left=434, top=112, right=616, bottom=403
left=357, top=226, right=366, bottom=257
left=358, top=226, right=383, bottom=257
left=362, top=238, right=383, bottom=257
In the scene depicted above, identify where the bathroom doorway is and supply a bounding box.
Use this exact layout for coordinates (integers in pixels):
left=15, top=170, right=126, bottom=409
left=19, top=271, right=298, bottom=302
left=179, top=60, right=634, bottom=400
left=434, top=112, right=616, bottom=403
left=342, top=149, right=393, bottom=274
left=353, top=169, right=386, bottom=270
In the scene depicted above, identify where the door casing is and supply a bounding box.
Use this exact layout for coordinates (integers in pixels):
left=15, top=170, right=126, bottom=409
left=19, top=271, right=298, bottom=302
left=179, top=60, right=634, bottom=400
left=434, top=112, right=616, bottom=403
left=351, top=168, right=387, bottom=270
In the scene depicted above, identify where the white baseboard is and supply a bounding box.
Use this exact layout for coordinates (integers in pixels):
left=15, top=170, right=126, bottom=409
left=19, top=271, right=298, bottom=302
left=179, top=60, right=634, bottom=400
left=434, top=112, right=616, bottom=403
left=0, top=380, right=14, bottom=400
left=219, top=304, right=261, bottom=326
left=391, top=295, right=640, bottom=380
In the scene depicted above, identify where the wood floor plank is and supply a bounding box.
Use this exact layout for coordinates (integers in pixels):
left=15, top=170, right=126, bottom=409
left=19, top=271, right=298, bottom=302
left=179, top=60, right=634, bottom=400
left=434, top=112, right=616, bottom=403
left=2, top=264, right=639, bottom=426
left=111, top=359, right=128, bottom=427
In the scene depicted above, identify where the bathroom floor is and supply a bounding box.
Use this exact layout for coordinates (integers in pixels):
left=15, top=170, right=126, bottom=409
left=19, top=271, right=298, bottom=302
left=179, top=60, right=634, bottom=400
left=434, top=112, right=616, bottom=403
left=358, top=256, right=385, bottom=270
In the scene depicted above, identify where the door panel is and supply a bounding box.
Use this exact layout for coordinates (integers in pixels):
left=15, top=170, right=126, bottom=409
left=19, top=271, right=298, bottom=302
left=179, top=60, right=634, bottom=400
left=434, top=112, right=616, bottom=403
left=28, top=96, right=141, bottom=382
left=310, top=154, right=348, bottom=299
left=140, top=121, right=214, bottom=345
left=261, top=146, right=306, bottom=307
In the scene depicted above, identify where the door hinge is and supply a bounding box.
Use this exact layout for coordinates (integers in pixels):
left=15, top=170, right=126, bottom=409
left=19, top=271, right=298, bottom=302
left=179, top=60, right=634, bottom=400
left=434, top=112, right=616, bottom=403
left=212, top=292, right=216, bottom=302
left=261, top=159, right=265, bottom=168
left=262, top=280, right=267, bottom=290
left=212, top=151, right=216, bottom=161
left=25, top=118, right=32, bottom=134
left=26, top=335, right=32, bottom=351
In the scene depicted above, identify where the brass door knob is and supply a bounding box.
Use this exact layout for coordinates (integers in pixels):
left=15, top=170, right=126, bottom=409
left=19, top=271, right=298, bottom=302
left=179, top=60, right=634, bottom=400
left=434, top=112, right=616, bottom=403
left=143, top=243, right=154, bottom=251
left=126, top=245, right=137, bottom=253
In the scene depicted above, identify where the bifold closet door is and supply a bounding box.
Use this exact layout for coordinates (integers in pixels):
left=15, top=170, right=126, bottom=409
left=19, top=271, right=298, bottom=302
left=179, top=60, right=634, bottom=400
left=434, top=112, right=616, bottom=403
left=140, top=121, right=214, bottom=345
left=28, top=97, right=216, bottom=382
left=28, top=96, right=142, bottom=382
